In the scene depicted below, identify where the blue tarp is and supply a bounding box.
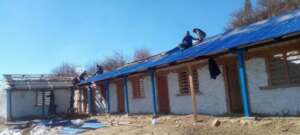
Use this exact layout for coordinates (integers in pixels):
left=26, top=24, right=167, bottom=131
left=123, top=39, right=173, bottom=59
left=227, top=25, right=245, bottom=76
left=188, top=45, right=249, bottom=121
left=80, top=119, right=105, bottom=129
left=81, top=10, right=300, bottom=84
left=58, top=127, right=87, bottom=135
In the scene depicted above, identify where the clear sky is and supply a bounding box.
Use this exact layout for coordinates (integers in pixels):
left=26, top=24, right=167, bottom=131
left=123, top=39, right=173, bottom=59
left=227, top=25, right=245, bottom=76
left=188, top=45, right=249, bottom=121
left=0, top=0, right=245, bottom=75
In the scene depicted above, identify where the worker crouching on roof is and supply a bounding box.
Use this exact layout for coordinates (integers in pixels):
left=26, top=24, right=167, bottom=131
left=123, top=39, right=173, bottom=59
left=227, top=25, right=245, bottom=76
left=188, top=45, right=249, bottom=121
left=179, top=31, right=195, bottom=50
left=178, top=29, right=206, bottom=50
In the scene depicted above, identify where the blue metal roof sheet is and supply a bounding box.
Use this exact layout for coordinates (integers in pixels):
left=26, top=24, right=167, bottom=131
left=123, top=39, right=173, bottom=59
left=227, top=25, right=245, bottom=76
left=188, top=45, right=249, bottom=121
left=81, top=10, right=300, bottom=84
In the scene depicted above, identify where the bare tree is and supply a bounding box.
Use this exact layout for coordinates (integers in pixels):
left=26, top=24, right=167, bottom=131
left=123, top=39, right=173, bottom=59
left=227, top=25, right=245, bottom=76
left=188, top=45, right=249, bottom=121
left=226, top=0, right=256, bottom=30
left=226, top=0, right=300, bottom=30
left=133, top=48, right=151, bottom=61
left=52, top=63, right=77, bottom=76
left=87, top=51, right=127, bottom=73
left=255, top=0, right=300, bottom=20
left=102, top=51, right=127, bottom=71
left=87, top=49, right=151, bottom=74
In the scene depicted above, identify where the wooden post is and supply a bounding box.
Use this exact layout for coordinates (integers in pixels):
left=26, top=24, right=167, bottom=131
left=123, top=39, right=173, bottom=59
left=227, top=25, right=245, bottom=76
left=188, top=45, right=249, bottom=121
left=83, top=88, right=88, bottom=113
left=79, top=88, right=82, bottom=113
left=87, top=86, right=94, bottom=114
left=69, top=87, right=75, bottom=113
left=187, top=64, right=198, bottom=122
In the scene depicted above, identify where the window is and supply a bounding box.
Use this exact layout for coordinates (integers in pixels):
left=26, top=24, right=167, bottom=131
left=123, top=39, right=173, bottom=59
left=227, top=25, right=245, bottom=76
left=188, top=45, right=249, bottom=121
left=177, top=68, right=199, bottom=95
left=268, top=49, right=300, bottom=86
left=36, top=90, right=51, bottom=106
left=131, top=77, right=145, bottom=98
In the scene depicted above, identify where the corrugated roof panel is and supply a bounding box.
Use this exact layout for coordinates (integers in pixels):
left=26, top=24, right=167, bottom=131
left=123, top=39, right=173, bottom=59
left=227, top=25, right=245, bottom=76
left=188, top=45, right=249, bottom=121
left=81, top=10, right=300, bottom=84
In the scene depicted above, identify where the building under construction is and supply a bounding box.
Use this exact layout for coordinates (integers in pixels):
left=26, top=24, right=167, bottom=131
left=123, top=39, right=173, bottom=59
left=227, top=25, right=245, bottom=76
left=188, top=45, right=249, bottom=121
left=0, top=74, right=73, bottom=121
left=77, top=10, right=300, bottom=118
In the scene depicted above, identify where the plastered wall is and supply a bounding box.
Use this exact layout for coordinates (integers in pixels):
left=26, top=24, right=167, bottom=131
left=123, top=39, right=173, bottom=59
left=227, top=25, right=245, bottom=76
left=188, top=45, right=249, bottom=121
left=128, top=76, right=153, bottom=113
left=167, top=65, right=228, bottom=115
left=10, top=89, right=70, bottom=119
left=246, top=58, right=300, bottom=115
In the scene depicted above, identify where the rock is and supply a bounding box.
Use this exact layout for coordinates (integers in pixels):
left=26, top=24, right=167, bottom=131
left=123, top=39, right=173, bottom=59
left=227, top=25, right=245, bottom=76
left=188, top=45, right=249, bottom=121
left=176, top=124, right=182, bottom=128
left=257, top=120, right=272, bottom=127
left=243, top=117, right=257, bottom=121
left=164, top=116, right=171, bottom=120
left=122, top=114, right=129, bottom=118
left=211, top=119, right=221, bottom=127
left=230, top=119, right=240, bottom=123
left=240, top=119, right=249, bottom=126
left=151, top=118, right=157, bottom=125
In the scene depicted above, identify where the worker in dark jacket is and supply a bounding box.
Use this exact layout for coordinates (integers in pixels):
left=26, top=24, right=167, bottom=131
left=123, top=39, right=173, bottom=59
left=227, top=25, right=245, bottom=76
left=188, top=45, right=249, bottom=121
left=79, top=71, right=88, bottom=81
left=72, top=75, right=80, bottom=86
left=179, top=31, right=196, bottom=50
left=208, top=57, right=221, bottom=79
left=95, top=64, right=104, bottom=75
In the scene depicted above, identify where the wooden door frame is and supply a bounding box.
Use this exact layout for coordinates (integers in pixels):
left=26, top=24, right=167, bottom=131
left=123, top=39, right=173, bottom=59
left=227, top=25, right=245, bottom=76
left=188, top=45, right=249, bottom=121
left=223, top=63, right=233, bottom=113
left=155, top=72, right=171, bottom=114
left=222, top=58, right=243, bottom=114
left=114, top=80, right=125, bottom=113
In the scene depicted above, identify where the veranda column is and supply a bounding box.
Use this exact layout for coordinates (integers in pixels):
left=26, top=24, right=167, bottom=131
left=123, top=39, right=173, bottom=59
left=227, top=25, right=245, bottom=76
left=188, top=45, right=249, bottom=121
left=187, top=64, right=198, bottom=122
left=150, top=71, right=158, bottom=116
left=123, top=77, right=130, bottom=114
left=237, top=49, right=251, bottom=117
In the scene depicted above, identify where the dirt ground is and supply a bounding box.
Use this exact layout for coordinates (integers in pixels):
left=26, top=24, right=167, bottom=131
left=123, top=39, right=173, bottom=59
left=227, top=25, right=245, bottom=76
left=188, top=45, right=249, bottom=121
left=80, top=114, right=300, bottom=135
left=2, top=114, right=300, bottom=135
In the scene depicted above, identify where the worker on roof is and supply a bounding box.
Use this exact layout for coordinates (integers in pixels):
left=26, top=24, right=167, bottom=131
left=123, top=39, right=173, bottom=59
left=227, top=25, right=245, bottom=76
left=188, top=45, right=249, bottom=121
left=193, top=28, right=206, bottom=43
left=79, top=71, right=88, bottom=81
left=179, top=31, right=196, bottom=50
left=95, top=64, right=104, bottom=75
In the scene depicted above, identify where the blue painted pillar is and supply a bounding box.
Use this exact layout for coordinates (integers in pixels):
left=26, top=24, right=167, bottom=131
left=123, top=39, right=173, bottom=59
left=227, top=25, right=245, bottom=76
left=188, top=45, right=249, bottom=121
left=237, top=49, right=251, bottom=117
left=123, top=77, right=130, bottom=113
left=105, top=80, right=110, bottom=113
left=150, top=71, right=158, bottom=116
left=88, top=86, right=95, bottom=114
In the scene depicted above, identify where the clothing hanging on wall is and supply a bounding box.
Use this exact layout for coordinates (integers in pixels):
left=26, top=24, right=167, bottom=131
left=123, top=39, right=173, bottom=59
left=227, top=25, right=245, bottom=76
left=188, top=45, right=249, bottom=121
left=208, top=57, right=221, bottom=79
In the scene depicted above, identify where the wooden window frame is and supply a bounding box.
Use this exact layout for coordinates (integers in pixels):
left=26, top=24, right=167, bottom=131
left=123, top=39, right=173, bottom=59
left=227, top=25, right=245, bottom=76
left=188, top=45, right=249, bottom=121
left=176, top=67, right=200, bottom=96
left=262, top=45, right=300, bottom=89
left=130, top=76, right=145, bottom=99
